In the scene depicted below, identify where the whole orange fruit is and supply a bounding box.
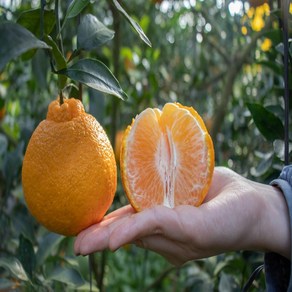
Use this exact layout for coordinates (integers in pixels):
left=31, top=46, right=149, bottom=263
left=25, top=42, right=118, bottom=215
left=120, top=102, right=214, bottom=211
left=22, top=97, right=117, bottom=236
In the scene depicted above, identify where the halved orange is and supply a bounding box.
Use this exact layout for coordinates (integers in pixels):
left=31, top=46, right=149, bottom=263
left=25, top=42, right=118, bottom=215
left=120, top=102, right=214, bottom=211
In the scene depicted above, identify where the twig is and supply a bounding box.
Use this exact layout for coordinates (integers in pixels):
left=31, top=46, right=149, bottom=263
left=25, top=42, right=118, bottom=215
left=108, top=0, right=121, bottom=145
left=55, top=0, right=64, bottom=55
left=196, top=69, right=227, bottom=90
left=55, top=0, right=64, bottom=104
left=40, top=0, right=45, bottom=40
left=143, top=266, right=177, bottom=292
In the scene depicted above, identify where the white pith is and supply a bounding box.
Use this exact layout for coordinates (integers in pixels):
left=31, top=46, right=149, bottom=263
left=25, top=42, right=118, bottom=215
left=126, top=104, right=208, bottom=209
left=155, top=127, right=177, bottom=208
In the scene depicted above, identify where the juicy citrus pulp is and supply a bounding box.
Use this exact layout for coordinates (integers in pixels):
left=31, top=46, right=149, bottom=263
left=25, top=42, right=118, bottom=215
left=22, top=98, right=117, bottom=236
left=120, top=102, right=214, bottom=211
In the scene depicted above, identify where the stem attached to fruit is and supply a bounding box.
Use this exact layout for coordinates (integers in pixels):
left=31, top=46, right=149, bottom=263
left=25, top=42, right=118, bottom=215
left=59, top=90, right=64, bottom=105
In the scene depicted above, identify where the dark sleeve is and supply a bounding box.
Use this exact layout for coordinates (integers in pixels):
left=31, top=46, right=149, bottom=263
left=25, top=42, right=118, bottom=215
left=265, top=165, right=292, bottom=292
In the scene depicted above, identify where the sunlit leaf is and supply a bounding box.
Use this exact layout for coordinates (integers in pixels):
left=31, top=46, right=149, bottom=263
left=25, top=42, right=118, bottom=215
left=58, top=58, right=128, bottom=100
left=77, top=14, right=115, bottom=50
left=0, top=22, right=51, bottom=71
left=112, top=0, right=151, bottom=47
left=75, top=283, right=99, bottom=291
left=0, top=256, right=29, bottom=281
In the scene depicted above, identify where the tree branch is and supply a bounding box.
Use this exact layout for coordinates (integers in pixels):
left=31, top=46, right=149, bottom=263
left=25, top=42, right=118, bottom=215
left=210, top=17, right=272, bottom=139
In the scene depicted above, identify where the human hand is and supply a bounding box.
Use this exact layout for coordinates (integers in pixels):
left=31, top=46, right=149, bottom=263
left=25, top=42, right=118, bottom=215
left=74, top=167, right=290, bottom=266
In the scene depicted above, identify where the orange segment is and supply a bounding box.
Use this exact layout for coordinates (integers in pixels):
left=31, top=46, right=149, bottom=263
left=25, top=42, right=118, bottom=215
left=121, top=109, right=164, bottom=210
left=120, top=102, right=214, bottom=211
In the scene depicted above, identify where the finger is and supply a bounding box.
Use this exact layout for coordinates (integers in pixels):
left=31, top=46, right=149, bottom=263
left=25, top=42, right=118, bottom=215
left=74, top=215, right=135, bottom=255
left=104, top=204, right=135, bottom=220
left=74, top=207, right=135, bottom=255
left=108, top=205, right=186, bottom=251
left=75, top=207, right=153, bottom=255
left=133, top=234, right=191, bottom=266
left=135, top=229, right=223, bottom=265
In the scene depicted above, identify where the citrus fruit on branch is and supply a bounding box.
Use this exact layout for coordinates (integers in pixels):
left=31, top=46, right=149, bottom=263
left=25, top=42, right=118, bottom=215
left=22, top=98, right=117, bottom=236
left=120, top=102, right=214, bottom=211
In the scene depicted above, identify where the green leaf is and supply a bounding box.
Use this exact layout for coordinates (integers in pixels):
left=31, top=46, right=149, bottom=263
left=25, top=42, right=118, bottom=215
left=58, top=58, right=128, bottom=100
left=44, top=35, right=66, bottom=70
left=16, top=8, right=53, bottom=62
left=48, top=266, right=85, bottom=287
left=17, top=8, right=55, bottom=37
left=61, top=0, right=90, bottom=31
left=247, top=103, right=284, bottom=141
left=256, top=60, right=283, bottom=76
left=17, top=235, right=36, bottom=279
left=0, top=256, right=29, bottom=281
left=32, top=49, right=50, bottom=89
left=0, top=134, right=8, bottom=156
left=262, top=29, right=281, bottom=45
left=275, top=41, right=292, bottom=62
left=77, top=14, right=115, bottom=50
left=276, top=43, right=284, bottom=56
left=218, top=272, right=239, bottom=291
left=75, top=283, right=99, bottom=291
left=44, top=35, right=67, bottom=89
left=0, top=22, right=51, bottom=71
left=3, top=142, right=24, bottom=181
left=251, top=152, right=274, bottom=177
left=65, top=0, right=90, bottom=19
left=112, top=0, right=152, bottom=47
left=36, top=233, right=64, bottom=267
left=273, top=140, right=292, bottom=161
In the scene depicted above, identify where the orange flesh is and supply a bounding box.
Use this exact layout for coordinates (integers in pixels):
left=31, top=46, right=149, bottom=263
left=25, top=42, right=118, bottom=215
left=123, top=103, right=214, bottom=210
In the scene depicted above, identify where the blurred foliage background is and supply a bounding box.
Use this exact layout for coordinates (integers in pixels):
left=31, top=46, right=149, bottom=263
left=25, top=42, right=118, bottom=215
left=0, top=0, right=291, bottom=291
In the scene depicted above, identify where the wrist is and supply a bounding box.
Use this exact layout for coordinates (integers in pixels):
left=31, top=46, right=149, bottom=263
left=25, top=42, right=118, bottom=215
left=255, top=182, right=290, bottom=259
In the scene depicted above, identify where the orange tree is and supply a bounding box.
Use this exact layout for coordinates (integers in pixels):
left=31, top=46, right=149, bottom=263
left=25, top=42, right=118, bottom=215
left=0, top=0, right=291, bottom=291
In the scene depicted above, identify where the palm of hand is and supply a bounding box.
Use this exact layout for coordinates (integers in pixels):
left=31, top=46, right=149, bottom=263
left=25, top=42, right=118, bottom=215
left=74, top=167, right=267, bottom=265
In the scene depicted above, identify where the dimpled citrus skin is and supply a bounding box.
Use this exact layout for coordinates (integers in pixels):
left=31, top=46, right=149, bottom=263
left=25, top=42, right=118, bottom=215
left=22, top=98, right=117, bottom=236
